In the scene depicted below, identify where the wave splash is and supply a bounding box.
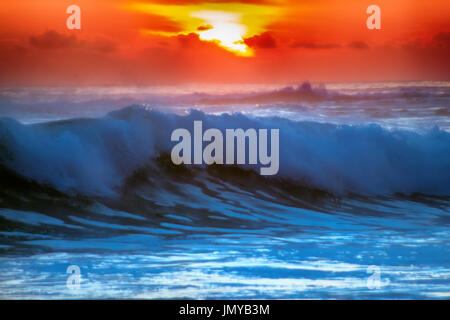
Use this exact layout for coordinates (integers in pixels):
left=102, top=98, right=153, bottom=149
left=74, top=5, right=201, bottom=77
left=0, top=105, right=449, bottom=197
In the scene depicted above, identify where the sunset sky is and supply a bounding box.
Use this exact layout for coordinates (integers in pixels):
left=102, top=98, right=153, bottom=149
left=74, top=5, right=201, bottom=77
left=0, top=0, right=449, bottom=85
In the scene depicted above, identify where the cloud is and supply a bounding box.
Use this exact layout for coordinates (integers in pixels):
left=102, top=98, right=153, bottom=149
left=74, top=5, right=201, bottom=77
left=29, top=30, right=117, bottom=53
left=172, top=32, right=244, bottom=52
left=29, top=31, right=78, bottom=49
left=290, top=41, right=340, bottom=49
left=175, top=32, right=203, bottom=48
left=197, top=24, right=213, bottom=31
left=400, top=33, right=450, bottom=51
left=244, top=32, right=277, bottom=49
left=348, top=41, right=369, bottom=50
left=432, top=32, right=450, bottom=48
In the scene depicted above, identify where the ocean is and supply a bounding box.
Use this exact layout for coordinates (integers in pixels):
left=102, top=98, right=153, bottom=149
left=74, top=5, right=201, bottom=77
left=0, top=81, right=449, bottom=299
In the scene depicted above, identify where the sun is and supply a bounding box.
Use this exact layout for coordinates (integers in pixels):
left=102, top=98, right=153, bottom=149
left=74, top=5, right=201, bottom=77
left=192, top=11, right=252, bottom=56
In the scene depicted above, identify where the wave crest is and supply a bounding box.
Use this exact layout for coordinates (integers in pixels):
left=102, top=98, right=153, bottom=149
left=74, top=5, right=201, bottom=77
left=1, top=105, right=449, bottom=197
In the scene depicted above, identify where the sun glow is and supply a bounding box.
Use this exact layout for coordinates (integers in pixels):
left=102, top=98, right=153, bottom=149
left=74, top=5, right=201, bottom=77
left=192, top=11, right=251, bottom=56
left=125, top=2, right=278, bottom=56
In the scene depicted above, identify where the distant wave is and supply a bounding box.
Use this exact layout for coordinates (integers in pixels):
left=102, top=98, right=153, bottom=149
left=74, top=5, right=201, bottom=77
left=1, top=105, right=450, bottom=197
left=195, top=82, right=450, bottom=105
left=196, top=82, right=335, bottom=105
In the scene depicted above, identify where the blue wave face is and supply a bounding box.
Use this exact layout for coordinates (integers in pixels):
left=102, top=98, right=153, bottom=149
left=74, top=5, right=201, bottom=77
left=1, top=105, right=450, bottom=196
left=0, top=83, right=449, bottom=299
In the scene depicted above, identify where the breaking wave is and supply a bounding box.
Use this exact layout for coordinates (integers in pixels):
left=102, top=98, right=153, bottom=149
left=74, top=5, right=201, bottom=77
left=0, top=105, right=449, bottom=197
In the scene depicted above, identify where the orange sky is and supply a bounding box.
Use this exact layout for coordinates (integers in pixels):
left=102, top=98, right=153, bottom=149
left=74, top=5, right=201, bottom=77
left=0, top=0, right=449, bottom=85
